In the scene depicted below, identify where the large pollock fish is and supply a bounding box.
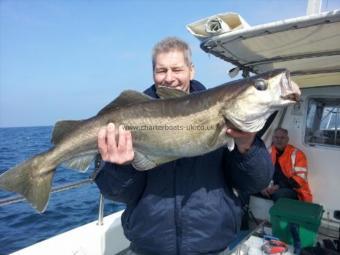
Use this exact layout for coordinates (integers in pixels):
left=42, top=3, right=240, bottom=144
left=0, top=69, right=300, bottom=212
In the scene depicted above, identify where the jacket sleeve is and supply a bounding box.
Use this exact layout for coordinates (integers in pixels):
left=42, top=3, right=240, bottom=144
left=225, top=136, right=274, bottom=195
left=290, top=150, right=313, bottom=202
left=291, top=150, right=308, bottom=184
left=94, top=162, right=146, bottom=205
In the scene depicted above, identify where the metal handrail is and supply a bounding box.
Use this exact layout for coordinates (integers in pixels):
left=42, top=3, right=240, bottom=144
left=97, top=194, right=105, bottom=225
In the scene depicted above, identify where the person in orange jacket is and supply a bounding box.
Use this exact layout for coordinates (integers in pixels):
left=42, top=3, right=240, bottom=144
left=261, top=127, right=313, bottom=254
left=261, top=127, right=313, bottom=202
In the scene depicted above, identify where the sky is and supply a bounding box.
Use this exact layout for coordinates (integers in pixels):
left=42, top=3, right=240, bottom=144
left=1, top=0, right=340, bottom=127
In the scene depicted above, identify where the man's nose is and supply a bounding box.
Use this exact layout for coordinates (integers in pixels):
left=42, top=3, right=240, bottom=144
left=164, top=70, right=175, bottom=83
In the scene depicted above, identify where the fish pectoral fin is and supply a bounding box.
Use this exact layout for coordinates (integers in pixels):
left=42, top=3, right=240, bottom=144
left=207, top=120, right=235, bottom=151
left=97, top=90, right=153, bottom=116
left=62, top=153, right=96, bottom=172
left=51, top=120, right=84, bottom=145
left=223, top=122, right=235, bottom=151
left=132, top=151, right=157, bottom=171
left=156, top=86, right=188, bottom=99
left=132, top=151, right=177, bottom=171
left=207, top=120, right=230, bottom=149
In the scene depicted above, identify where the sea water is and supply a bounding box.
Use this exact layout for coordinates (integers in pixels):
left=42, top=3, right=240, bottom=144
left=0, top=126, right=124, bottom=254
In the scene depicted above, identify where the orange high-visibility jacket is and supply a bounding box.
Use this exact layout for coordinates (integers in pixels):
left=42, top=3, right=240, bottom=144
left=270, top=144, right=313, bottom=202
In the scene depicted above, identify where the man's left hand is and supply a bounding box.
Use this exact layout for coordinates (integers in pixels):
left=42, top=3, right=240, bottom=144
left=226, top=128, right=256, bottom=154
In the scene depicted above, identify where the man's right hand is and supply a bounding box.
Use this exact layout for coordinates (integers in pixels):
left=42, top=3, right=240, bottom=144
left=97, top=123, right=134, bottom=165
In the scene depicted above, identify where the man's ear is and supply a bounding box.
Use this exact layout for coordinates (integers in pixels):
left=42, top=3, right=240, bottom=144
left=190, top=64, right=195, bottom=80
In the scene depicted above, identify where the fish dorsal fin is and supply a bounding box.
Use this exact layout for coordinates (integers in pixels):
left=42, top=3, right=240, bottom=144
left=51, top=91, right=151, bottom=145
left=97, top=90, right=152, bottom=116
left=51, top=120, right=83, bottom=145
left=156, top=86, right=188, bottom=99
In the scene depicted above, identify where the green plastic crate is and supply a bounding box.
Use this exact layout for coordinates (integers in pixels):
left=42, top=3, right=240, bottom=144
left=269, top=198, right=323, bottom=247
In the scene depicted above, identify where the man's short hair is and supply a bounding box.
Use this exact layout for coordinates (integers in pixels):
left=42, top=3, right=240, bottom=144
left=152, top=37, right=192, bottom=70
left=274, top=127, right=288, bottom=135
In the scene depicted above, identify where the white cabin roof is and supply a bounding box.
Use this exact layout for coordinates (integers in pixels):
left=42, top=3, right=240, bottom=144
left=187, top=10, right=340, bottom=88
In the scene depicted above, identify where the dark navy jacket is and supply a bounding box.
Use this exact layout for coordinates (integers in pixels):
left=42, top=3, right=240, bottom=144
left=95, top=80, right=274, bottom=255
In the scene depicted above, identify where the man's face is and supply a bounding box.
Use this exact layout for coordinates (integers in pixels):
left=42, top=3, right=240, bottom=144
left=272, top=130, right=289, bottom=151
left=153, top=50, right=194, bottom=93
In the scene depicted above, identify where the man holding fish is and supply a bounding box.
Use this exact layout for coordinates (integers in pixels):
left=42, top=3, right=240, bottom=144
left=95, top=37, right=275, bottom=255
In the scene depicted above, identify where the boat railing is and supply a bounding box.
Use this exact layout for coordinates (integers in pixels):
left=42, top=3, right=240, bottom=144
left=98, top=193, right=105, bottom=225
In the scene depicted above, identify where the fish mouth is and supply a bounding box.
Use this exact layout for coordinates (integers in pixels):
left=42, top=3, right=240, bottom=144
left=281, top=93, right=300, bottom=102
left=280, top=72, right=301, bottom=102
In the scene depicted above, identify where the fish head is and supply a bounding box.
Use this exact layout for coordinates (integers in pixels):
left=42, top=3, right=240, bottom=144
left=222, top=69, right=300, bottom=132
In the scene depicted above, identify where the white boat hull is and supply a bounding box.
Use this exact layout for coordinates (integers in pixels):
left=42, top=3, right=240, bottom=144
left=12, top=210, right=130, bottom=255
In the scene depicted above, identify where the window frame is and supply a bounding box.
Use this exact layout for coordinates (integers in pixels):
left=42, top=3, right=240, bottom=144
left=303, top=96, right=340, bottom=149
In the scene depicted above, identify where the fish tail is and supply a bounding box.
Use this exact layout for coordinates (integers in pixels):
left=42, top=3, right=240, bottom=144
left=0, top=150, right=56, bottom=213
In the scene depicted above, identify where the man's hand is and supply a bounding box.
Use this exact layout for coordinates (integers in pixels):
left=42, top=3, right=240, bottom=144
left=97, top=123, right=134, bottom=164
left=226, top=128, right=256, bottom=154
left=261, top=184, right=279, bottom=197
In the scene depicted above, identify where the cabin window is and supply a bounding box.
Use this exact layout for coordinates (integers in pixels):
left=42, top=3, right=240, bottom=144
left=305, top=97, right=340, bottom=147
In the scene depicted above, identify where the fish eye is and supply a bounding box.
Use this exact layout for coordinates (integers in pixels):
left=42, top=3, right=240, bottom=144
left=254, top=79, right=268, bottom=91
